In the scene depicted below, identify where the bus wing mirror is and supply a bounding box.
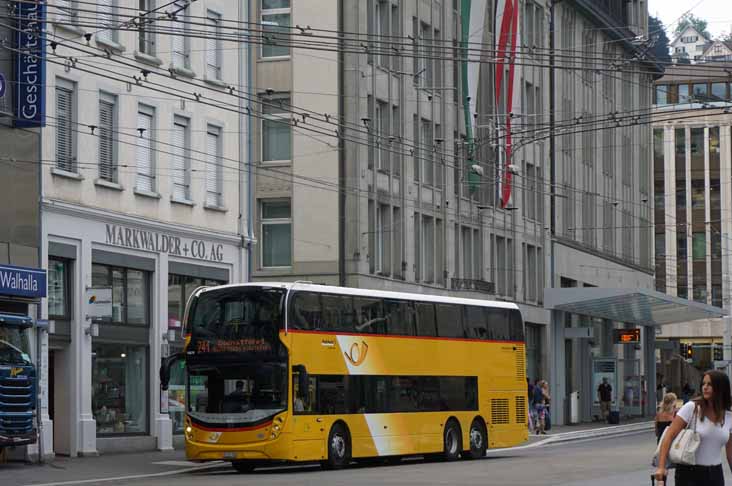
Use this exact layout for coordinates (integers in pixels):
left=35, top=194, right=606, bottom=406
left=160, top=352, right=184, bottom=391
left=293, top=364, right=308, bottom=393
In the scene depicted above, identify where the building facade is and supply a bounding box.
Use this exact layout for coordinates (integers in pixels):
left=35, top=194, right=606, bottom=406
left=37, top=0, right=252, bottom=456
left=250, top=0, right=656, bottom=425
left=670, top=26, right=710, bottom=64
left=653, top=64, right=732, bottom=391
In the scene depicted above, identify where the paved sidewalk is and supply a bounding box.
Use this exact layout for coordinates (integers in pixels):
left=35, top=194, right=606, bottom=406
left=3, top=418, right=654, bottom=486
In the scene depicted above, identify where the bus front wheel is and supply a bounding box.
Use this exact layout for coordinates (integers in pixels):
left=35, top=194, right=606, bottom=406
left=442, top=420, right=462, bottom=461
left=323, top=422, right=351, bottom=470
left=466, top=419, right=487, bottom=459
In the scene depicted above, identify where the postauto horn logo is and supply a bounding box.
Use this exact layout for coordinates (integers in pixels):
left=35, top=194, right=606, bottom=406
left=344, top=341, right=368, bottom=366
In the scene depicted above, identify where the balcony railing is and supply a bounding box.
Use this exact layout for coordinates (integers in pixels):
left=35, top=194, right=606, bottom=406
left=451, top=278, right=495, bottom=294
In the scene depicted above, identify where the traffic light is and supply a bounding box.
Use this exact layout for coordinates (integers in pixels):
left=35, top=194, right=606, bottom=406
left=686, top=344, right=694, bottom=359
left=680, top=343, right=688, bottom=357
left=714, top=345, right=724, bottom=361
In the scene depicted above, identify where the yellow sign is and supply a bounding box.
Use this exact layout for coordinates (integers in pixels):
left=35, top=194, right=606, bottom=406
left=344, top=341, right=368, bottom=366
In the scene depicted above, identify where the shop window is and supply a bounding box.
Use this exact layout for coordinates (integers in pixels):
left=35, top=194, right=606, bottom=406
left=48, top=258, right=70, bottom=319
left=92, top=264, right=149, bottom=325
left=92, top=343, right=148, bottom=435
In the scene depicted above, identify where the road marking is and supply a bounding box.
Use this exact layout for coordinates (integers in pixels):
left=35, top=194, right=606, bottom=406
left=20, top=462, right=228, bottom=486
left=151, top=460, right=205, bottom=467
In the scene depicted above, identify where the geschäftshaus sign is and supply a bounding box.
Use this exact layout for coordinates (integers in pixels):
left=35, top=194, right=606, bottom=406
left=105, top=224, right=225, bottom=262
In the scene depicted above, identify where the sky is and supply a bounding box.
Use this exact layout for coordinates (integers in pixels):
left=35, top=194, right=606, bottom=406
left=648, top=0, right=731, bottom=39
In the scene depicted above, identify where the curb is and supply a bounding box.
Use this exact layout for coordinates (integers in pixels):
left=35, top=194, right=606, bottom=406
left=535, top=421, right=654, bottom=446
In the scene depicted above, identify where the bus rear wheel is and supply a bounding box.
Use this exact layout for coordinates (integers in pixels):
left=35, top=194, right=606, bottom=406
left=231, top=460, right=258, bottom=473
left=442, top=420, right=462, bottom=461
left=323, top=422, right=351, bottom=470
left=466, top=419, right=487, bottom=459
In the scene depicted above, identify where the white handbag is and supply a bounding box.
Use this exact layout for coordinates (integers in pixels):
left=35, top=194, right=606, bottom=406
left=668, top=406, right=701, bottom=466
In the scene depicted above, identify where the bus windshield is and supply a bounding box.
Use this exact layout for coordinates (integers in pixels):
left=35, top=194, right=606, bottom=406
left=188, top=287, right=285, bottom=355
left=0, top=325, right=32, bottom=365
left=187, top=362, right=287, bottom=425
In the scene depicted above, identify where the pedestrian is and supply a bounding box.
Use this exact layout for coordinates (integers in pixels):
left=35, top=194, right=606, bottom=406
left=541, top=380, right=551, bottom=431
left=682, top=382, right=693, bottom=404
left=654, top=370, right=732, bottom=486
left=655, top=392, right=677, bottom=443
left=533, top=380, right=546, bottom=435
left=597, top=377, right=613, bottom=422
left=527, top=378, right=536, bottom=433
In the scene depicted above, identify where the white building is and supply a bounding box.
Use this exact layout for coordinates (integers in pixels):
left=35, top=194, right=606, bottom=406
left=38, top=0, right=251, bottom=456
left=670, top=26, right=710, bottom=63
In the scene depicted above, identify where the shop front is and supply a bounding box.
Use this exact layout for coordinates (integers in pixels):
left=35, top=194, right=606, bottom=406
left=42, top=206, right=246, bottom=456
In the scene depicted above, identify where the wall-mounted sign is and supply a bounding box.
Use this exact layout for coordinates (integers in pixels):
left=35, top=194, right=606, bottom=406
left=0, top=264, right=46, bottom=299
left=105, top=224, right=226, bottom=262
left=15, top=0, right=46, bottom=128
left=615, top=328, right=641, bottom=344
left=86, top=287, right=112, bottom=321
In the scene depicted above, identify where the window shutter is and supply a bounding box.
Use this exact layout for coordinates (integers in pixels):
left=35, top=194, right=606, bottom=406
left=98, top=95, right=115, bottom=181
left=206, top=15, right=220, bottom=79
left=171, top=2, right=187, bottom=66
left=57, top=0, right=74, bottom=23
left=97, top=0, right=113, bottom=42
left=206, top=129, right=221, bottom=206
left=171, top=117, right=187, bottom=200
left=56, top=87, right=74, bottom=172
left=136, top=110, right=154, bottom=191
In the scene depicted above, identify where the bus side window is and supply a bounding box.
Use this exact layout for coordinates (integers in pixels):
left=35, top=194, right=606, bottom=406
left=383, top=299, right=415, bottom=336
left=415, top=302, right=437, bottom=337
left=291, top=292, right=321, bottom=330
left=321, top=294, right=352, bottom=332
left=510, top=309, right=524, bottom=341
left=485, top=308, right=510, bottom=341
left=436, top=304, right=465, bottom=338
left=353, top=297, right=386, bottom=334
left=465, top=306, right=487, bottom=339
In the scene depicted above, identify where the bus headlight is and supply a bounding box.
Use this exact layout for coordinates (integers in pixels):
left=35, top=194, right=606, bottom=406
left=185, top=426, right=193, bottom=438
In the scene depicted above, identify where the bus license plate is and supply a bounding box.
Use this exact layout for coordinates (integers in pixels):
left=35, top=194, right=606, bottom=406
left=223, top=452, right=236, bottom=459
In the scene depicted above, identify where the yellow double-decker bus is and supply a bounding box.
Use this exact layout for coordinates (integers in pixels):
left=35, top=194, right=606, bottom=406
left=160, top=282, right=527, bottom=472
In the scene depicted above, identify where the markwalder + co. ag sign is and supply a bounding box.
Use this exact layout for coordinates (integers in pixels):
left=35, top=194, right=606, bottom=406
left=105, top=224, right=225, bottom=262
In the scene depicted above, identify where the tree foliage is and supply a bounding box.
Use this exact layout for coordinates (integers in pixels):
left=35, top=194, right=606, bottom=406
left=648, top=16, right=671, bottom=65
left=674, top=14, right=710, bottom=39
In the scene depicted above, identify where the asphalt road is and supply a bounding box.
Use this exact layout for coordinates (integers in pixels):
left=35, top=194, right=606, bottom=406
left=104, top=432, right=732, bottom=486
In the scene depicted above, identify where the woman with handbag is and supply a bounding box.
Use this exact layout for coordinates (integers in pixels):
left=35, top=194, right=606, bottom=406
left=654, top=370, right=732, bottom=485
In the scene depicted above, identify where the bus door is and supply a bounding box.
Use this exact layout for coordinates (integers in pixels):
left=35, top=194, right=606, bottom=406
left=291, top=375, right=326, bottom=461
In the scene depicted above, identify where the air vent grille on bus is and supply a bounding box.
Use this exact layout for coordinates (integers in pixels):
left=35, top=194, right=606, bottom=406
left=491, top=398, right=510, bottom=425
left=516, top=396, right=527, bottom=424
left=515, top=345, right=526, bottom=380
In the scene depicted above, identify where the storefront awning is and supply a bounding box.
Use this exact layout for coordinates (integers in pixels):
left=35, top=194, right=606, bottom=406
left=544, top=288, right=727, bottom=326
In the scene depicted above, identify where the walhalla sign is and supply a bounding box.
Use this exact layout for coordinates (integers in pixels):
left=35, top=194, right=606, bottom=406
left=105, top=224, right=226, bottom=262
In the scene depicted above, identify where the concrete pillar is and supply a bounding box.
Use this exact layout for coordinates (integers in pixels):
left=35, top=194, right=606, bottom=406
left=155, top=254, right=173, bottom=451
left=550, top=309, right=566, bottom=426
left=78, top=238, right=97, bottom=456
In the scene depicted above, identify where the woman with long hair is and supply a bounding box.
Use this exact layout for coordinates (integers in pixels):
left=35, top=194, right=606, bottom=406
left=654, top=370, right=732, bottom=485
left=655, top=392, right=678, bottom=443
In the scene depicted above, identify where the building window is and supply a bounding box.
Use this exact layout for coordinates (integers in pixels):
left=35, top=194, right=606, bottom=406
left=92, top=264, right=150, bottom=325
left=692, top=83, right=709, bottom=100
left=655, top=85, right=667, bottom=105
left=205, top=11, right=222, bottom=80
left=205, top=125, right=223, bottom=207
left=136, top=104, right=156, bottom=192
left=422, top=216, right=435, bottom=283
left=421, top=119, right=433, bottom=186
left=374, top=203, right=391, bottom=274
left=171, top=115, right=191, bottom=201
left=710, top=82, right=727, bottom=101
left=261, top=200, right=292, bottom=267
left=678, top=84, right=690, bottom=103
left=48, top=258, right=70, bottom=319
left=138, top=0, right=155, bottom=55
left=261, top=0, right=291, bottom=58
left=56, top=78, right=76, bottom=173
left=375, top=100, right=389, bottom=171
left=92, top=343, right=148, bottom=435
left=98, top=92, right=117, bottom=182
left=97, top=0, right=118, bottom=44
left=56, top=0, right=78, bottom=25
left=262, top=96, right=291, bottom=163
left=692, top=232, right=706, bottom=260
left=171, top=0, right=191, bottom=68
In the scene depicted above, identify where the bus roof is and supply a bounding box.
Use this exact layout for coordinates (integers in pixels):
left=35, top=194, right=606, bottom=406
left=198, top=282, right=520, bottom=310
